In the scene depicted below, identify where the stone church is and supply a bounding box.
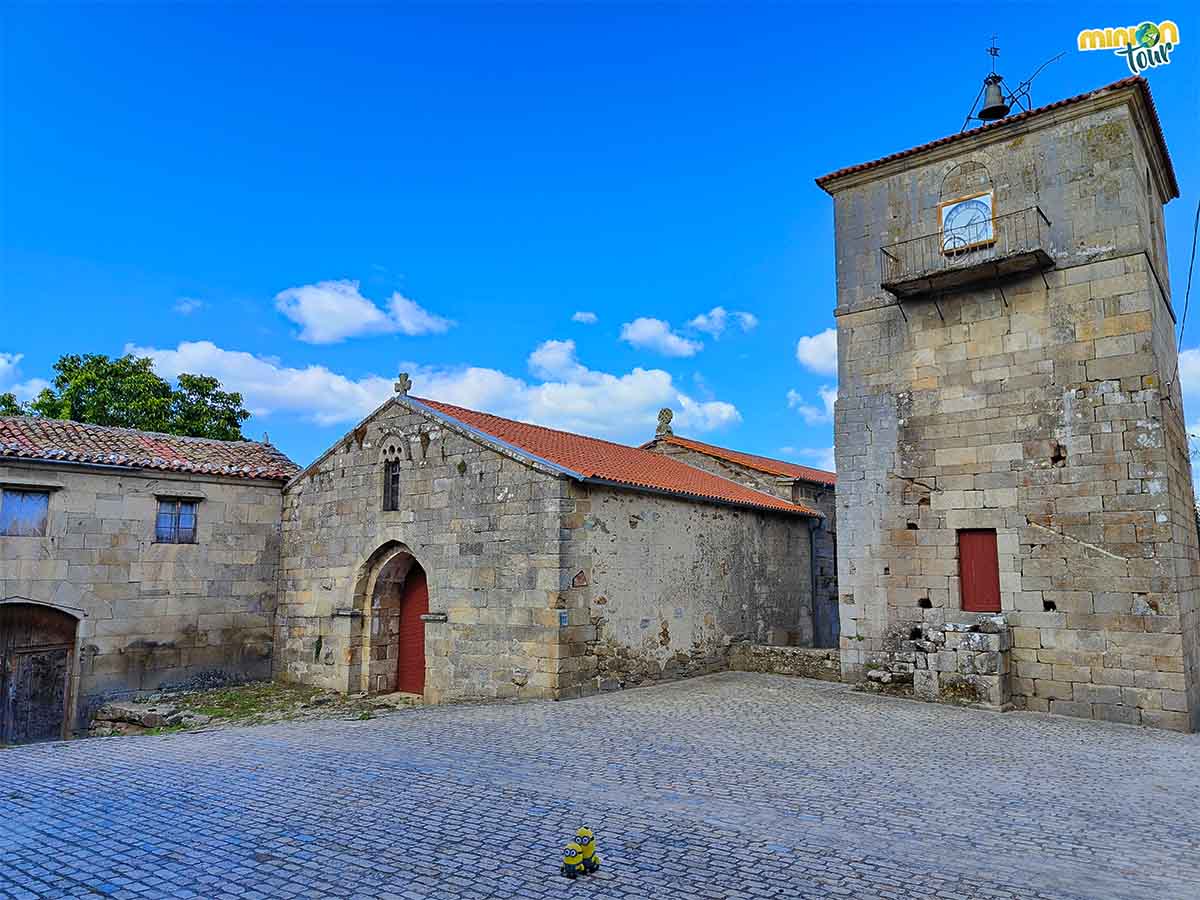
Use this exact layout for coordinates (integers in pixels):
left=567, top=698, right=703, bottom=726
left=818, top=75, right=1199, bottom=731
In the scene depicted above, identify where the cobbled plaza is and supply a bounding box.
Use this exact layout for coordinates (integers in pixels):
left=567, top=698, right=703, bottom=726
left=3, top=673, right=1200, bottom=900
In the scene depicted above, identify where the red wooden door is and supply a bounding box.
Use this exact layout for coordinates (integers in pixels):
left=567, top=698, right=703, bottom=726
left=958, top=529, right=1001, bottom=612
left=396, top=567, right=428, bottom=695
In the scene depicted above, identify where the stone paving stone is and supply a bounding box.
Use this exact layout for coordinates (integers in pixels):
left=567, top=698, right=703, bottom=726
left=1, top=673, right=1199, bottom=899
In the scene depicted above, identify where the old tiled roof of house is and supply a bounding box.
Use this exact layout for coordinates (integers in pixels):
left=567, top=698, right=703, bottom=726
left=816, top=76, right=1179, bottom=198
left=642, top=433, right=836, bottom=487
left=414, top=398, right=818, bottom=516
left=0, top=417, right=299, bottom=481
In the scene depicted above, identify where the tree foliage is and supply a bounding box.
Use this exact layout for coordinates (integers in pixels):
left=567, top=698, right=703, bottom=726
left=14, top=353, right=250, bottom=440
left=0, top=392, right=24, bottom=417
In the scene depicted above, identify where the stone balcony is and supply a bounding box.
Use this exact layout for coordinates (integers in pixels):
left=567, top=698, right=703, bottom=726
left=880, top=206, right=1055, bottom=299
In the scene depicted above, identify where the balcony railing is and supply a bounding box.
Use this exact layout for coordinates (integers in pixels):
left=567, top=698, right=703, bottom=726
left=880, top=206, right=1054, bottom=299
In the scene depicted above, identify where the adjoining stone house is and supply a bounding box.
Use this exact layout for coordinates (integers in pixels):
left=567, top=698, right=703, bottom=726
left=642, top=427, right=838, bottom=647
left=0, top=417, right=297, bottom=743
left=274, top=392, right=820, bottom=702
left=817, top=76, right=1200, bottom=730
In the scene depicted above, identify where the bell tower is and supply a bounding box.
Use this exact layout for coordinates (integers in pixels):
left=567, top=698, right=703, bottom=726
left=817, top=78, right=1198, bottom=731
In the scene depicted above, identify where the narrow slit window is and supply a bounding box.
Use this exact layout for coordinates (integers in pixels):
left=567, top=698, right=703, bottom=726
left=383, top=460, right=402, bottom=511
left=156, top=498, right=198, bottom=544
left=0, top=489, right=50, bottom=536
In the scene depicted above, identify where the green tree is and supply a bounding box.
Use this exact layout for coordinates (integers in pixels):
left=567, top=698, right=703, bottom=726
left=23, top=353, right=250, bottom=440
left=0, top=392, right=25, bottom=417
left=171, top=373, right=250, bottom=441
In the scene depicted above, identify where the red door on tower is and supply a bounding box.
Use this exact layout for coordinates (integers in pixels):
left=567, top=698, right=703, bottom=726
left=396, top=566, right=428, bottom=695
left=958, top=529, right=1001, bottom=613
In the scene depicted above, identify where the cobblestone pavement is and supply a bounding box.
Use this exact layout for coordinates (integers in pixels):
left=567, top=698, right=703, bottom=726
left=3, top=673, right=1200, bottom=900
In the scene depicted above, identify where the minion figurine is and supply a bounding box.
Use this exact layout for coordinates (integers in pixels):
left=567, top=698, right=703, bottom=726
left=561, top=842, right=586, bottom=879
left=575, top=827, right=601, bottom=873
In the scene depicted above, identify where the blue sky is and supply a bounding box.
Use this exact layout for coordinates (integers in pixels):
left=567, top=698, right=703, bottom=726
left=2, top=3, right=1196, bottom=468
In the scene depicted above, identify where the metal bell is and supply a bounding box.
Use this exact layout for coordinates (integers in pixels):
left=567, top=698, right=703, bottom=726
left=978, top=76, right=1010, bottom=120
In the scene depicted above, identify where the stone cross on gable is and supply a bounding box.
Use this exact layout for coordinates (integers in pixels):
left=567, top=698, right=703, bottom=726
left=394, top=372, right=412, bottom=396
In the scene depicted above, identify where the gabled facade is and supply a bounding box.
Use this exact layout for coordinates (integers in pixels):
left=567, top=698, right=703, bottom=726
left=275, top=394, right=819, bottom=702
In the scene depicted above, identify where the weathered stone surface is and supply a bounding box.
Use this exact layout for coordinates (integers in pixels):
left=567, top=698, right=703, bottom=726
left=823, top=81, right=1199, bottom=732
left=727, top=643, right=842, bottom=681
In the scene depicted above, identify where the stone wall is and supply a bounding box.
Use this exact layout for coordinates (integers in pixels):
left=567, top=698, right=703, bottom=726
left=275, top=399, right=570, bottom=702
left=826, top=84, right=1199, bottom=730
left=860, top=615, right=1012, bottom=710
left=728, top=642, right=842, bottom=682
left=644, top=438, right=838, bottom=645
left=0, top=461, right=282, bottom=732
left=561, top=486, right=812, bottom=694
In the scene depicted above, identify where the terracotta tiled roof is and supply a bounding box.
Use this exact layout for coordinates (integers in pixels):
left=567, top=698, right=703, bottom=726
left=0, top=417, right=298, bottom=482
left=816, top=76, right=1179, bottom=198
left=413, top=398, right=817, bottom=516
left=643, top=433, right=836, bottom=486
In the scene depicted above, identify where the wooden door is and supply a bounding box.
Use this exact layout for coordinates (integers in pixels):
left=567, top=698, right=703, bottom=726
left=958, top=529, right=1001, bottom=613
left=0, top=604, right=76, bottom=744
left=396, top=568, right=428, bottom=695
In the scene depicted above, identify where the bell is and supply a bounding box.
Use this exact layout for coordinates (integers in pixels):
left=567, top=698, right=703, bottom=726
left=978, top=76, right=1010, bottom=120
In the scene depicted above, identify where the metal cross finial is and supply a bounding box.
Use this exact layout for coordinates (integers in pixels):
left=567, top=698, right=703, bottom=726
left=394, top=372, right=412, bottom=396
left=656, top=407, right=674, bottom=436
left=988, top=35, right=1000, bottom=71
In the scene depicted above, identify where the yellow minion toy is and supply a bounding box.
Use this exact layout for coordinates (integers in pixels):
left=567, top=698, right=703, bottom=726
left=575, top=827, right=600, bottom=873
left=561, top=842, right=586, bottom=879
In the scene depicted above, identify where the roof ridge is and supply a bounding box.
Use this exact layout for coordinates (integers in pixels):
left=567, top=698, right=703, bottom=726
left=413, top=397, right=648, bottom=453
left=661, top=433, right=834, bottom=475
left=0, top=415, right=274, bottom=448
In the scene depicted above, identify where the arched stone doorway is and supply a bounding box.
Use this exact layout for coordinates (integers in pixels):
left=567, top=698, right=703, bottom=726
left=353, top=543, right=429, bottom=696
left=0, top=600, right=79, bottom=745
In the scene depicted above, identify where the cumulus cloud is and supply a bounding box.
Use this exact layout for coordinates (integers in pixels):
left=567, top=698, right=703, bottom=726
left=619, top=317, right=703, bottom=357
left=786, top=385, right=837, bottom=425
left=0, top=352, right=49, bottom=401
left=274, top=279, right=454, bottom=344
left=174, top=297, right=204, bottom=315
left=128, top=339, right=739, bottom=441
left=795, top=328, right=838, bottom=375
left=1178, top=348, right=1200, bottom=397
left=796, top=446, right=836, bottom=471
left=571, top=311, right=598, bottom=324
left=687, top=306, right=759, bottom=339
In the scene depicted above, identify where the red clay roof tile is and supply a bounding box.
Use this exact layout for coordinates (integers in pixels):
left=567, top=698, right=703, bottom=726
left=0, top=417, right=298, bottom=481
left=816, top=76, right=1179, bottom=198
left=414, top=398, right=817, bottom=516
left=644, top=434, right=836, bottom=486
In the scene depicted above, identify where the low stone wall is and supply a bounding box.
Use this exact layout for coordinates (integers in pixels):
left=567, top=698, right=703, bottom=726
left=728, top=643, right=842, bottom=682
left=861, top=615, right=1012, bottom=710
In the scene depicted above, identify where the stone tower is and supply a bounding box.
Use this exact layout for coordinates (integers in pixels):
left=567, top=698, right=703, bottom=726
left=817, top=77, right=1199, bottom=731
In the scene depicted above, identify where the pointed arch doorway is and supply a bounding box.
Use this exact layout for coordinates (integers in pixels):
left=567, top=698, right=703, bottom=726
left=357, top=543, right=429, bottom=696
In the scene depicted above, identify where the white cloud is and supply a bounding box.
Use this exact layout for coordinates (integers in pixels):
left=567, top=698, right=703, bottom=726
left=795, top=328, right=838, bottom=375
left=1178, top=348, right=1200, bottom=397
left=787, top=385, right=837, bottom=425
left=0, top=352, right=49, bottom=402
left=619, top=317, right=703, bottom=357
left=174, top=297, right=204, bottom=315
left=796, top=446, right=836, bottom=471
left=571, top=311, right=598, bottom=324
left=128, top=339, right=740, bottom=442
left=274, top=279, right=454, bottom=344
left=687, top=306, right=759, bottom=339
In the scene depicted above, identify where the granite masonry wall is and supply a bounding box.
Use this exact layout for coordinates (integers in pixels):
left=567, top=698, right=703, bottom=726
left=558, top=486, right=812, bottom=695
left=644, top=438, right=838, bottom=646
left=825, top=83, right=1200, bottom=730
left=0, top=461, right=282, bottom=733
left=275, top=400, right=571, bottom=703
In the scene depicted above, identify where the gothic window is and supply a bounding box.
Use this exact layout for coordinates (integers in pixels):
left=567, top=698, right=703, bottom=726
left=383, top=459, right=402, bottom=511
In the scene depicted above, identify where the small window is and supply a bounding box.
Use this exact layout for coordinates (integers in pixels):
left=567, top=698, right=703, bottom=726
left=383, top=460, right=402, bottom=511
left=0, top=489, right=49, bottom=536
left=156, top=498, right=198, bottom=544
